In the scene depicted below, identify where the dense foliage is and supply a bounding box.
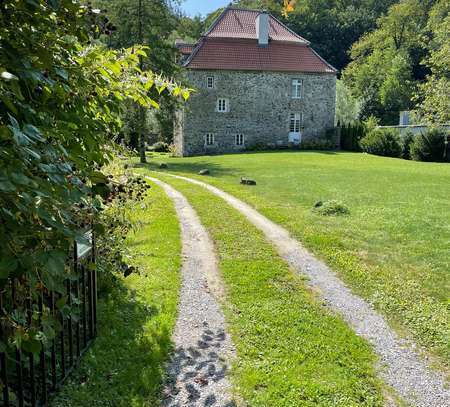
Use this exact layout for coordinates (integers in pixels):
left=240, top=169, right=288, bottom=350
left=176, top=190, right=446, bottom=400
left=410, top=129, right=448, bottom=162
left=344, top=0, right=449, bottom=124
left=416, top=1, right=450, bottom=124
left=92, top=0, right=188, bottom=147
left=0, top=0, right=187, bottom=354
left=360, top=129, right=402, bottom=157
left=339, top=122, right=366, bottom=151
left=401, top=132, right=415, bottom=159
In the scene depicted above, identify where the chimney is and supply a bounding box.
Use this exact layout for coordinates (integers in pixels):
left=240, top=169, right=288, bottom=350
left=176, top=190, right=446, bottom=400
left=256, top=11, right=269, bottom=47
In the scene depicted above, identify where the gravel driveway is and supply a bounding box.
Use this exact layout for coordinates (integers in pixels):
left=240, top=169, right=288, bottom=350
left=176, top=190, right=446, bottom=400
left=161, top=173, right=450, bottom=407
left=146, top=177, right=237, bottom=407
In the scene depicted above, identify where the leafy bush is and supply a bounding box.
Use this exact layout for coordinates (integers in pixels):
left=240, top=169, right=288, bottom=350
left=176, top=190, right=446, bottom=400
left=313, top=200, right=350, bottom=216
left=401, top=132, right=415, bottom=160
left=340, top=122, right=366, bottom=151
left=0, top=0, right=189, bottom=356
left=97, top=173, right=151, bottom=294
left=410, top=129, right=448, bottom=162
left=150, top=141, right=169, bottom=152
left=300, top=139, right=335, bottom=150
left=360, top=129, right=402, bottom=157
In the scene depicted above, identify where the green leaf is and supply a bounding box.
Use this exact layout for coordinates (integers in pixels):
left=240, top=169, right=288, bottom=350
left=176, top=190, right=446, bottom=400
left=90, top=171, right=108, bottom=185
left=0, top=179, right=16, bottom=192
left=23, top=147, right=41, bottom=160
left=0, top=257, right=18, bottom=279
left=46, top=251, right=66, bottom=274
left=0, top=96, right=18, bottom=115
left=23, top=124, right=45, bottom=142
left=8, top=126, right=32, bottom=146
left=22, top=338, right=42, bottom=354
left=55, top=68, right=68, bottom=81
left=56, top=296, right=68, bottom=309
left=10, top=173, right=31, bottom=186
left=93, top=223, right=106, bottom=235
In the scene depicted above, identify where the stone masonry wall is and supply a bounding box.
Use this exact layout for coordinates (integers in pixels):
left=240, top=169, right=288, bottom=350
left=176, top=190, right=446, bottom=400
left=175, top=70, right=336, bottom=156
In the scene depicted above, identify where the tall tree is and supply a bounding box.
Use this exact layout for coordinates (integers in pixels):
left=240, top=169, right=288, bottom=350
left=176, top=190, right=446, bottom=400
left=93, top=0, right=181, bottom=154
left=343, top=0, right=434, bottom=124
left=416, top=0, right=450, bottom=123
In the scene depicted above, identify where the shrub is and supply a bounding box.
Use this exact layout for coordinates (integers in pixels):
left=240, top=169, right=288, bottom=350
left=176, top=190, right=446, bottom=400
left=410, top=129, right=448, bottom=162
left=313, top=200, right=350, bottom=216
left=300, top=139, right=335, bottom=150
left=360, top=129, right=402, bottom=158
left=340, top=122, right=366, bottom=151
left=401, top=132, right=415, bottom=160
left=150, top=141, right=169, bottom=152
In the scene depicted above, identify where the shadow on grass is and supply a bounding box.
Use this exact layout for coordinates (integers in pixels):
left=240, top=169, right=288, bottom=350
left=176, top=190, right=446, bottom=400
left=132, top=160, right=237, bottom=178
left=52, top=280, right=172, bottom=406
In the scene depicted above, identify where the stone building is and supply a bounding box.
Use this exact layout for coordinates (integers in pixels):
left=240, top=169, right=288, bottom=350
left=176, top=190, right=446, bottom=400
left=174, top=7, right=337, bottom=156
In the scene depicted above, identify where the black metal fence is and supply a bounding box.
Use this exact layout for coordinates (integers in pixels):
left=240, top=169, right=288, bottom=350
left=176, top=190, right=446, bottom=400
left=0, top=231, right=98, bottom=407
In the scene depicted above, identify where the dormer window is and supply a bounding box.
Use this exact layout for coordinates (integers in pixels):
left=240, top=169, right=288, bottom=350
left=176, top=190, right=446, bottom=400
left=292, top=79, right=303, bottom=99
left=207, top=76, right=215, bottom=89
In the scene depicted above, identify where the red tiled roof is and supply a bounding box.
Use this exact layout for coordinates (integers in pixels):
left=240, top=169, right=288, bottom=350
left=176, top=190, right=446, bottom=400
left=184, top=8, right=337, bottom=74
left=176, top=43, right=195, bottom=55
left=186, top=38, right=336, bottom=73
left=205, top=8, right=308, bottom=44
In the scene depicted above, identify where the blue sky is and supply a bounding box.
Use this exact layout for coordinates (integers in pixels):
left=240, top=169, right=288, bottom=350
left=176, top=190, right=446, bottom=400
left=181, top=0, right=230, bottom=17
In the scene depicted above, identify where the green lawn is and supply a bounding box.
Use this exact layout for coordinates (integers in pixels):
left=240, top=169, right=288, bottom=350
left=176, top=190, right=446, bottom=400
left=136, top=151, right=450, bottom=368
left=144, top=173, right=387, bottom=406
left=53, top=183, right=181, bottom=407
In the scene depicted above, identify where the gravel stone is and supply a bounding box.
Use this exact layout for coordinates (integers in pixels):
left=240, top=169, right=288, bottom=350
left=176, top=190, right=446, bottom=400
left=146, top=177, right=237, bottom=407
left=164, top=173, right=450, bottom=407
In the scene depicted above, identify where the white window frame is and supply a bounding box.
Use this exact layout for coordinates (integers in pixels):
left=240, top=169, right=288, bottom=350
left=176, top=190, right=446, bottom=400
left=289, top=113, right=302, bottom=133
left=207, top=76, right=215, bottom=89
left=205, top=133, right=215, bottom=146
left=235, top=134, right=245, bottom=146
left=292, top=79, right=303, bottom=99
left=217, top=98, right=228, bottom=113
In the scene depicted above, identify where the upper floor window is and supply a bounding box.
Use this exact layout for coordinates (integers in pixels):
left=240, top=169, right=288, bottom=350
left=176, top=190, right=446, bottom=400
left=235, top=134, right=245, bottom=146
left=217, top=98, right=228, bottom=113
left=292, top=79, right=303, bottom=99
left=207, top=76, right=215, bottom=89
left=205, top=133, right=215, bottom=146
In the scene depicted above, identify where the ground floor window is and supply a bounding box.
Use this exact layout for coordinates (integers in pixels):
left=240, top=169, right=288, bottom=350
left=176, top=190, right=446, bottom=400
left=205, top=133, right=215, bottom=146
left=235, top=134, right=244, bottom=146
left=289, top=113, right=302, bottom=133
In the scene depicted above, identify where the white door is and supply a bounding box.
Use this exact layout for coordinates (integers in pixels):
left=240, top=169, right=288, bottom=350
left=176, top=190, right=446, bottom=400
left=289, top=113, right=302, bottom=144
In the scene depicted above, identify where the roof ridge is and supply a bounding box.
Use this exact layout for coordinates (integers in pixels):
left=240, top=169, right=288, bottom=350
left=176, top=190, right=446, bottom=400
left=268, top=12, right=310, bottom=45
left=202, top=6, right=229, bottom=37
left=202, top=6, right=309, bottom=45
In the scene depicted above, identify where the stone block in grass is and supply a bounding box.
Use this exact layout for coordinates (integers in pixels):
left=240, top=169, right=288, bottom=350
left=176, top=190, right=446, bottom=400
left=240, top=177, right=256, bottom=185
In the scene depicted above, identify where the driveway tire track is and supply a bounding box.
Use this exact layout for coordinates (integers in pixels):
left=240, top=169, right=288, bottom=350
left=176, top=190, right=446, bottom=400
left=146, top=177, right=236, bottom=407
left=159, top=172, right=449, bottom=407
